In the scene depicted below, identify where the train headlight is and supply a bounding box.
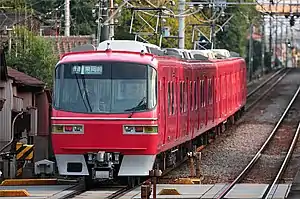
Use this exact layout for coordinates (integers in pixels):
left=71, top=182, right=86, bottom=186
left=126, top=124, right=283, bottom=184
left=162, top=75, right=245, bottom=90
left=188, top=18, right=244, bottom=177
left=51, top=124, right=84, bottom=134
left=73, top=125, right=84, bottom=132
left=52, top=125, right=64, bottom=133
left=144, top=126, right=158, bottom=134
left=123, top=125, right=158, bottom=134
left=124, top=126, right=135, bottom=133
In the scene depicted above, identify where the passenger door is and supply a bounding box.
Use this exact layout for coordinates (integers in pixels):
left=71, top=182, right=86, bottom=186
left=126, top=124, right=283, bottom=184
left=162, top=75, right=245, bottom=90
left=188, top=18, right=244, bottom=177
left=159, top=77, right=167, bottom=147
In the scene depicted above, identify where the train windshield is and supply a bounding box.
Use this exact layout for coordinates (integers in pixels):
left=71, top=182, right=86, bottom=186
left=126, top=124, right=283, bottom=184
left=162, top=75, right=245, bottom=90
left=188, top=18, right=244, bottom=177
left=53, top=62, right=157, bottom=113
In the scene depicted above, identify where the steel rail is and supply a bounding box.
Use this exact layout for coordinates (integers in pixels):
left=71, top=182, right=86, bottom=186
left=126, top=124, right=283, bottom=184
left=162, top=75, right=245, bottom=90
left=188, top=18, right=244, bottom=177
left=247, top=68, right=285, bottom=98
left=106, top=186, right=133, bottom=199
left=263, top=122, right=300, bottom=199
left=216, top=85, right=300, bottom=199
left=106, top=156, right=188, bottom=199
left=245, top=69, right=290, bottom=111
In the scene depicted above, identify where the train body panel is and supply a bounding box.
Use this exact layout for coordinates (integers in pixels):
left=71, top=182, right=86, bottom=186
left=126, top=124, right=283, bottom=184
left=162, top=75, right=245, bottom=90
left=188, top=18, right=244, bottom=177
left=51, top=44, right=247, bottom=181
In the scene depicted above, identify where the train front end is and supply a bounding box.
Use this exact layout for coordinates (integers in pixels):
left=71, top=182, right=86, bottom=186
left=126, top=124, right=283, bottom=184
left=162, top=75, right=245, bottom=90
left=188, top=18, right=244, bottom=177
left=51, top=50, right=158, bottom=182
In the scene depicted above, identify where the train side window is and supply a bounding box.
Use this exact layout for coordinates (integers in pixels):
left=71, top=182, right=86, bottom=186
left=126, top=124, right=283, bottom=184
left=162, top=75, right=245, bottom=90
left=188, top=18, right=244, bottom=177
left=184, top=81, right=187, bottom=112
left=217, top=77, right=219, bottom=102
left=190, top=81, right=193, bottom=110
left=171, top=82, right=175, bottom=115
left=209, top=79, right=211, bottom=104
left=205, top=77, right=208, bottom=107
left=194, top=80, right=197, bottom=110
left=200, top=80, right=204, bottom=107
left=218, top=76, right=221, bottom=102
left=210, top=79, right=212, bottom=104
left=222, top=75, right=226, bottom=99
left=208, top=79, right=212, bottom=105
left=168, top=82, right=171, bottom=115
left=211, top=78, right=214, bottom=104
left=180, top=82, right=183, bottom=113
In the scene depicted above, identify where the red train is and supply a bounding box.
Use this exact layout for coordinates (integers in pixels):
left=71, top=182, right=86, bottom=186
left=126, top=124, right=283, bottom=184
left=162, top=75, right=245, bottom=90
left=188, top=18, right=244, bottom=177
left=51, top=40, right=247, bottom=186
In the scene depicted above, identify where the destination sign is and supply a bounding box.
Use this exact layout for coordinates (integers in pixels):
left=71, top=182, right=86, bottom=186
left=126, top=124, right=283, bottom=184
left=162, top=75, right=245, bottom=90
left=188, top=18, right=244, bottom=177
left=72, top=65, right=103, bottom=75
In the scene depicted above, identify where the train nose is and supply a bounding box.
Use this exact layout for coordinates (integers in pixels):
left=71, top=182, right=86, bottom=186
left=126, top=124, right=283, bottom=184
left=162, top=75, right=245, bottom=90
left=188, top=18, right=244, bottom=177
left=51, top=123, right=158, bottom=154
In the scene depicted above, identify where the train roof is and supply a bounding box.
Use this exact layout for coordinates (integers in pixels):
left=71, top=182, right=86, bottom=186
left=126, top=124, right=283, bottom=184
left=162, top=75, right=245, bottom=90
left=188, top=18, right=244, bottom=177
left=188, top=50, right=215, bottom=60
left=211, top=49, right=231, bottom=58
left=97, top=40, right=165, bottom=55
left=59, top=40, right=242, bottom=67
left=59, top=50, right=157, bottom=66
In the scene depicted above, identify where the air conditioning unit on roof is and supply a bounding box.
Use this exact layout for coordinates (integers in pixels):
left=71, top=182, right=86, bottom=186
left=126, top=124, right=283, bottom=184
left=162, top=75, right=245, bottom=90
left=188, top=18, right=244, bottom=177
left=97, top=40, right=161, bottom=54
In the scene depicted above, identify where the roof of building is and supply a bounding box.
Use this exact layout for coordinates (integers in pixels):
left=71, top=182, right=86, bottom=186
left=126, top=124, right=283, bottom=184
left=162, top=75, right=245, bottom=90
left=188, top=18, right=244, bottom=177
left=43, top=35, right=95, bottom=55
left=7, top=67, right=45, bottom=87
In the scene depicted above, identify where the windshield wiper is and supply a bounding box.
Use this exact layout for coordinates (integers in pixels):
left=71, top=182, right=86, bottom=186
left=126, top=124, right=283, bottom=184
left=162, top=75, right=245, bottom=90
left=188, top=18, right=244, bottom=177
left=74, top=74, right=90, bottom=112
left=125, top=97, right=146, bottom=118
left=80, top=74, right=93, bottom=112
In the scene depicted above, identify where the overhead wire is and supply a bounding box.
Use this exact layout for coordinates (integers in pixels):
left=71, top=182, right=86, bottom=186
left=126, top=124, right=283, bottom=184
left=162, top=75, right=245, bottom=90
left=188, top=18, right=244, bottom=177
left=125, top=1, right=223, bottom=23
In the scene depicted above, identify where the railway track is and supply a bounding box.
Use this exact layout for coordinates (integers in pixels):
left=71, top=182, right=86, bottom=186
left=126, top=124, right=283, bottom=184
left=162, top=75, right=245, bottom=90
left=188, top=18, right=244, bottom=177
left=215, top=85, right=300, bottom=199
left=246, top=68, right=289, bottom=111
left=68, top=69, right=291, bottom=199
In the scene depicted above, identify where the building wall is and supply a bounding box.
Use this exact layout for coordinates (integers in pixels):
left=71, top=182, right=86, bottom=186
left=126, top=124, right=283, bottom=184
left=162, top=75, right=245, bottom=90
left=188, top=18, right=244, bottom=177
left=17, top=92, right=33, bottom=108
left=0, top=79, right=13, bottom=149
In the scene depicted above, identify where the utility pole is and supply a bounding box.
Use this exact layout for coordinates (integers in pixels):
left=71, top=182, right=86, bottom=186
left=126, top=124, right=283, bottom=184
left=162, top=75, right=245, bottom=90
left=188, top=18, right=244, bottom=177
left=101, top=0, right=109, bottom=42
left=210, top=4, right=216, bottom=50
left=275, top=15, right=278, bottom=69
left=211, top=22, right=215, bottom=50
left=178, top=0, right=185, bottom=49
left=261, top=16, right=265, bottom=76
left=285, top=23, right=289, bottom=68
left=109, top=0, right=114, bottom=39
left=280, top=18, right=283, bottom=67
left=291, top=27, right=294, bottom=67
left=64, top=0, right=70, bottom=36
left=96, top=2, right=102, bottom=45
left=269, top=16, right=273, bottom=69
left=248, top=23, right=253, bottom=82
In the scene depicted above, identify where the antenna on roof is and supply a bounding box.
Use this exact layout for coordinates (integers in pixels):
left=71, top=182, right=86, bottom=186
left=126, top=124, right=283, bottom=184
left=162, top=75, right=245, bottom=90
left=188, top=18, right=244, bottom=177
left=105, top=42, right=112, bottom=53
left=107, top=42, right=111, bottom=50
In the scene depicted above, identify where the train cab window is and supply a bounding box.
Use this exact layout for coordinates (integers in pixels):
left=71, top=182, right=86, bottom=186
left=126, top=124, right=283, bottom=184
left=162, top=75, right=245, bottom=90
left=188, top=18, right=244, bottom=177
left=168, top=82, right=171, bottom=115
left=171, top=82, right=175, bottom=115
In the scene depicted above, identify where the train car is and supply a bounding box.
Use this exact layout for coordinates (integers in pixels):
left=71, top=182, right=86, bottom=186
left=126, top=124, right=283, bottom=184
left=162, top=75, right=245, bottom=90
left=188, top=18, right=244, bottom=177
left=51, top=40, right=247, bottom=186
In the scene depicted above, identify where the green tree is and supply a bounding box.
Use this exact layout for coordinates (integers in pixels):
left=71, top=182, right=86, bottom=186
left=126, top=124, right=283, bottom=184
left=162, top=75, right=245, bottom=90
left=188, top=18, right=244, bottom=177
left=215, top=5, right=261, bottom=57
left=6, top=27, right=58, bottom=87
left=27, top=0, right=98, bottom=35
